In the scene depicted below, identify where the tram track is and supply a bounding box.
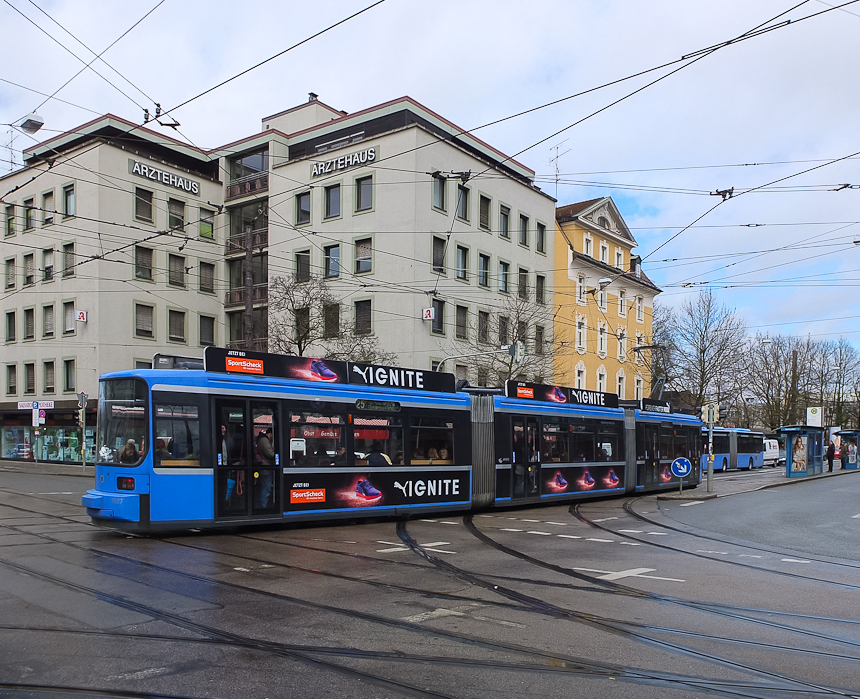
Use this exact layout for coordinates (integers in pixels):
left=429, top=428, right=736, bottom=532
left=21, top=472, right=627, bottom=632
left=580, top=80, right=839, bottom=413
left=3, top=493, right=860, bottom=696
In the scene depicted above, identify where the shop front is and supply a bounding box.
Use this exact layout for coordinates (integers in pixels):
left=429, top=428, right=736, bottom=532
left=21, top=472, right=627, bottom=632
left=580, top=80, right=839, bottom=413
left=0, top=400, right=95, bottom=464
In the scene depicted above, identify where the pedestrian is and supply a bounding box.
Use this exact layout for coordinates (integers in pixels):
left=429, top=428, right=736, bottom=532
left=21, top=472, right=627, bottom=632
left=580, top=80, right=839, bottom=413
left=841, top=441, right=849, bottom=470
left=826, top=440, right=836, bottom=472
left=255, top=428, right=275, bottom=508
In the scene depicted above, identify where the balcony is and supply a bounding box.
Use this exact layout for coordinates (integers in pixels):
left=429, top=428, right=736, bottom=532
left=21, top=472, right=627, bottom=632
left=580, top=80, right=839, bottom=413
left=226, top=172, right=268, bottom=201
left=225, top=284, right=268, bottom=308
left=225, top=227, right=268, bottom=255
left=226, top=338, right=268, bottom=352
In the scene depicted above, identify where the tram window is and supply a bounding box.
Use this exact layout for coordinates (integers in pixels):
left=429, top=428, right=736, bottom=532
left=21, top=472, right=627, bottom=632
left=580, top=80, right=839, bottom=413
left=542, top=422, right=569, bottom=462
left=660, top=427, right=673, bottom=461
left=154, top=404, right=200, bottom=467
left=569, top=426, right=594, bottom=462
left=597, top=432, right=619, bottom=461
left=674, top=429, right=689, bottom=458
left=97, top=379, right=148, bottom=464
left=218, top=407, right=246, bottom=466
left=355, top=416, right=403, bottom=465
left=410, top=417, right=454, bottom=465
left=290, top=412, right=346, bottom=467
left=252, top=405, right=279, bottom=466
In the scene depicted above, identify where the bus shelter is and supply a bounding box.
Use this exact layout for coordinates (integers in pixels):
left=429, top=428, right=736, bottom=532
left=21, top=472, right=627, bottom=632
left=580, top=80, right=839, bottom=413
left=776, top=425, right=824, bottom=477
left=836, top=429, right=859, bottom=470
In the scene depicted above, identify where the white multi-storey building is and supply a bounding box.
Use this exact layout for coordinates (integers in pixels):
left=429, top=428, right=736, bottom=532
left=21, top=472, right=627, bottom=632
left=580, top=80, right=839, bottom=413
left=0, top=94, right=556, bottom=462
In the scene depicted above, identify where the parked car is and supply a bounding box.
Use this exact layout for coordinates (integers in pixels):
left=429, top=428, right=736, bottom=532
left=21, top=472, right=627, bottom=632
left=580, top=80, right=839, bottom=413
left=763, top=439, right=780, bottom=467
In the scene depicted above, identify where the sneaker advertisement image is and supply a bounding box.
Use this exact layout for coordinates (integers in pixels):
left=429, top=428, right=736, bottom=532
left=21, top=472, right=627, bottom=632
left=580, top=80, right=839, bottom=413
left=545, top=466, right=624, bottom=494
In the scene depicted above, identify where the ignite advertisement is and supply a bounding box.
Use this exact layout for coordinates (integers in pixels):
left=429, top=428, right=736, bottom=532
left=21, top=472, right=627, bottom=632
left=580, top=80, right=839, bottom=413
left=204, top=347, right=455, bottom=393
left=543, top=465, right=624, bottom=494
left=285, top=468, right=471, bottom=512
left=505, top=381, right=619, bottom=408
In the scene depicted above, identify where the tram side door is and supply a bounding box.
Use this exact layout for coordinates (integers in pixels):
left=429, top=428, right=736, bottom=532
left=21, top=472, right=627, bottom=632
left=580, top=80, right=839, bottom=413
left=642, top=423, right=660, bottom=488
left=511, top=417, right=539, bottom=499
left=215, top=399, right=281, bottom=518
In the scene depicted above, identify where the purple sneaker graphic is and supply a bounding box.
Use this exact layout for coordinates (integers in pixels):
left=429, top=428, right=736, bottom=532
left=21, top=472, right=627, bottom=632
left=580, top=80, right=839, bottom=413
left=549, top=386, right=567, bottom=403
left=310, top=359, right=338, bottom=382
left=604, top=469, right=620, bottom=487
left=554, top=472, right=568, bottom=488
left=355, top=478, right=382, bottom=501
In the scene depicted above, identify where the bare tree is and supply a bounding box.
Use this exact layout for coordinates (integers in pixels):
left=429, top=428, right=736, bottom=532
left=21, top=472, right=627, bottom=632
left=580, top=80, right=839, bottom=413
left=267, top=275, right=397, bottom=364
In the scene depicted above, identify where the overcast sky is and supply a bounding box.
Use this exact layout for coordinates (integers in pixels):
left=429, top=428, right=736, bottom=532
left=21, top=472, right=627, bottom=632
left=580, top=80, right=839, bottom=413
left=2, top=0, right=858, bottom=347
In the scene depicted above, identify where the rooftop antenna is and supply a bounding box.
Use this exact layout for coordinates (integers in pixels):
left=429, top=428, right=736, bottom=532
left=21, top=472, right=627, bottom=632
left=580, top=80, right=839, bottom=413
left=3, top=128, right=17, bottom=174
left=549, top=139, right=570, bottom=200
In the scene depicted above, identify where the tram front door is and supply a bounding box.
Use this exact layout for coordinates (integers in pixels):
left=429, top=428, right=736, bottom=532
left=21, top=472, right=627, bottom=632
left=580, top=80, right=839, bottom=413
left=215, top=399, right=281, bottom=518
left=512, top=417, right=540, bottom=499
left=641, top=423, right=661, bottom=488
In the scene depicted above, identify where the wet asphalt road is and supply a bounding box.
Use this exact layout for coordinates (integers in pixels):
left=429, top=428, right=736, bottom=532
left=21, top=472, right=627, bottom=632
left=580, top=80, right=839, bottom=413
left=1, top=465, right=859, bottom=698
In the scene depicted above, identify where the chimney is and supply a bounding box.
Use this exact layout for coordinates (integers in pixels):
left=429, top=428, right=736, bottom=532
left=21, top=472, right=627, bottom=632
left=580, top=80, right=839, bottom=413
left=631, top=254, right=642, bottom=278
left=308, top=92, right=318, bottom=102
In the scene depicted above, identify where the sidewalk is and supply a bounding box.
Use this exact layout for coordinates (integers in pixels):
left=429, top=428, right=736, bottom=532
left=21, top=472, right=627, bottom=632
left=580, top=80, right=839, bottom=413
left=657, top=465, right=859, bottom=501
left=0, top=458, right=93, bottom=478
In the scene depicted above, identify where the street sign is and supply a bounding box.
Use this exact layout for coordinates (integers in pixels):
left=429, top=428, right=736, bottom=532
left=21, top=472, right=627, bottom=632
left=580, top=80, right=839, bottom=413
left=17, top=401, right=53, bottom=410
left=670, top=457, right=692, bottom=478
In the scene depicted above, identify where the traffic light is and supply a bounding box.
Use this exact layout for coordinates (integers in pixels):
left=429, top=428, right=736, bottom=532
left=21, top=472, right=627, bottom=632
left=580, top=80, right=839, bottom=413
left=509, top=340, right=525, bottom=364
left=701, top=405, right=710, bottom=423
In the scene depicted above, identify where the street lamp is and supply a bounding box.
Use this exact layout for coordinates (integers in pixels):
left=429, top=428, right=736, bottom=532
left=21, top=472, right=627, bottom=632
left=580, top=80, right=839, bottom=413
left=3, top=112, right=44, bottom=135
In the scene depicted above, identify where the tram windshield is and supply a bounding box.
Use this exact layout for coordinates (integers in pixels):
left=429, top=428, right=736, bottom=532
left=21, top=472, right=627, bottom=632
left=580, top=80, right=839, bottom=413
left=97, top=379, right=148, bottom=465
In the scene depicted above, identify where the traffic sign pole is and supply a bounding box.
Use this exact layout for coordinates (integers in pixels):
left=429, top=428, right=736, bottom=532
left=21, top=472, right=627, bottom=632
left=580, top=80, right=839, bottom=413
left=78, top=391, right=88, bottom=473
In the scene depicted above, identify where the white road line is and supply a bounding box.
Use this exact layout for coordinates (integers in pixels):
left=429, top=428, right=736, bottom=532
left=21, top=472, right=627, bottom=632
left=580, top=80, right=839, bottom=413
left=557, top=534, right=582, bottom=539
left=545, top=521, right=568, bottom=526
left=439, top=521, right=459, bottom=525
left=852, top=514, right=860, bottom=519
left=739, top=554, right=763, bottom=558
left=35, top=492, right=75, bottom=495
left=376, top=546, right=408, bottom=553
left=636, top=573, right=687, bottom=582
left=620, top=541, right=642, bottom=546
left=781, top=558, right=811, bottom=563
left=500, top=528, right=523, bottom=532
left=643, top=532, right=668, bottom=536
left=592, top=517, right=619, bottom=522
left=586, top=538, right=614, bottom=543
left=618, top=529, right=643, bottom=533
left=473, top=615, right=526, bottom=629
left=403, top=609, right=466, bottom=623
left=521, top=519, right=540, bottom=522
left=233, top=567, right=250, bottom=572
left=696, top=550, right=729, bottom=555
left=527, top=531, right=552, bottom=536
left=597, top=567, right=655, bottom=581
left=421, top=542, right=451, bottom=548
left=420, top=519, right=438, bottom=522
left=679, top=502, right=703, bottom=507
left=376, top=540, right=455, bottom=554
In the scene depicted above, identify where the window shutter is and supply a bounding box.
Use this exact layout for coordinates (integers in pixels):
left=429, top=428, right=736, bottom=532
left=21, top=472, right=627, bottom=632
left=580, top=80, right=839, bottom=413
left=169, top=254, right=185, bottom=286
left=136, top=305, right=153, bottom=336
left=64, top=303, right=75, bottom=332
left=43, top=306, right=53, bottom=335
left=25, top=255, right=34, bottom=283
left=169, top=310, right=185, bottom=340
left=432, top=238, right=445, bottom=272
left=324, top=303, right=340, bottom=338
left=45, top=362, right=54, bottom=391
left=63, top=244, right=74, bottom=276
left=200, top=316, right=215, bottom=345
left=355, top=300, right=371, bottom=334
left=200, top=262, right=214, bottom=292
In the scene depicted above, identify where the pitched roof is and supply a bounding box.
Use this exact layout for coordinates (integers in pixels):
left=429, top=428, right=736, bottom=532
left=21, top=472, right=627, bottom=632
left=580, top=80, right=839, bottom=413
left=555, top=198, right=603, bottom=221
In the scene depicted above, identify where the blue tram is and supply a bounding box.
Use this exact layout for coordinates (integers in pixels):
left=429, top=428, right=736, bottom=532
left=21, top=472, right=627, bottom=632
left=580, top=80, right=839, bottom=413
left=82, top=348, right=702, bottom=531
left=700, top=427, right=765, bottom=471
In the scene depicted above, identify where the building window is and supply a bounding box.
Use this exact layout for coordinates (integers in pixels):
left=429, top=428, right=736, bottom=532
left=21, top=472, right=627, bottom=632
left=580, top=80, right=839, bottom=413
left=535, top=275, right=545, bottom=304
left=62, top=243, right=75, bottom=277
left=478, top=254, right=490, bottom=287
left=42, top=249, right=53, bottom=281
left=167, top=199, right=185, bottom=230
left=535, top=325, right=544, bottom=355
left=615, top=249, right=623, bottom=268
left=517, top=320, right=527, bottom=343
left=355, top=238, right=372, bottom=274
left=432, top=174, right=446, bottom=210
left=635, top=333, right=645, bottom=365
left=456, top=305, right=468, bottom=340
left=135, top=246, right=153, bottom=280
left=597, top=369, right=606, bottom=393
left=518, top=268, right=528, bottom=300
left=456, top=185, right=469, bottom=221
left=577, top=275, right=586, bottom=303
left=42, top=305, right=54, bottom=338
left=135, top=304, right=154, bottom=338
left=478, top=311, right=489, bottom=343
left=43, top=191, right=54, bottom=225
left=519, top=215, right=529, bottom=246
left=5, top=258, right=15, bottom=288
left=498, top=316, right=509, bottom=345
left=432, top=237, right=446, bottom=274
left=5, top=205, right=15, bottom=236
left=498, top=261, right=509, bottom=293
left=598, top=325, right=607, bottom=355
left=598, top=216, right=610, bottom=229
left=499, top=206, right=509, bottom=238
left=323, top=303, right=340, bottom=338
left=618, top=289, right=627, bottom=317
left=134, top=188, right=153, bottom=222
left=64, top=359, right=75, bottom=392
left=44, top=361, right=55, bottom=393
left=24, top=308, right=34, bottom=340
left=477, top=367, right=489, bottom=387
left=63, top=302, right=75, bottom=334
left=296, top=191, right=311, bottom=224
left=23, top=254, right=34, bottom=285
left=356, top=176, right=373, bottom=211
left=479, top=195, right=490, bottom=230
left=618, top=330, right=626, bottom=360
left=168, top=254, right=186, bottom=287
left=576, top=367, right=585, bottom=389
left=431, top=298, right=445, bottom=334
left=295, top=250, right=311, bottom=282
left=324, top=244, right=340, bottom=278
left=600, top=242, right=608, bottom=264
left=637, top=296, right=644, bottom=322
left=324, top=184, right=341, bottom=218
left=6, top=365, right=16, bottom=395
left=635, top=376, right=644, bottom=400
left=63, top=185, right=75, bottom=218
left=24, top=199, right=34, bottom=229
left=576, top=319, right=586, bottom=351
left=5, top=311, right=15, bottom=342
left=294, top=307, right=310, bottom=341
left=199, top=208, right=214, bottom=239
left=200, top=315, right=215, bottom=346
left=24, top=363, right=35, bottom=394
left=584, top=235, right=592, bottom=257
left=536, top=223, right=546, bottom=253
left=597, top=288, right=607, bottom=311
left=354, top=299, right=371, bottom=335
left=199, top=262, right=215, bottom=293
left=617, top=374, right=625, bottom=399
left=456, top=246, right=468, bottom=280
left=168, top=310, right=185, bottom=342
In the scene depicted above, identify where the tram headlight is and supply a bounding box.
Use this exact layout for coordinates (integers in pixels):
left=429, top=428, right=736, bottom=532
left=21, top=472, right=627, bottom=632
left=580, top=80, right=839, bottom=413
left=117, top=477, right=135, bottom=491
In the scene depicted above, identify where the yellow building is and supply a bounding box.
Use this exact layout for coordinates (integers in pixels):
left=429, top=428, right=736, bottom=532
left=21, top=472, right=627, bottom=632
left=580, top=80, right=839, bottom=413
left=553, top=197, right=661, bottom=399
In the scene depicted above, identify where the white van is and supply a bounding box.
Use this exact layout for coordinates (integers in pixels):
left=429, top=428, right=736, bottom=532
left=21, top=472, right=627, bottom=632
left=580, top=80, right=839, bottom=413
left=763, top=439, right=780, bottom=467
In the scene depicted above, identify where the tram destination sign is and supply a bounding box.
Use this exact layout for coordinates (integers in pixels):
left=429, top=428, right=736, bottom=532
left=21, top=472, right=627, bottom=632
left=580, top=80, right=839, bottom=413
left=641, top=398, right=672, bottom=414
left=505, top=380, right=619, bottom=409
left=204, top=347, right=456, bottom=393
